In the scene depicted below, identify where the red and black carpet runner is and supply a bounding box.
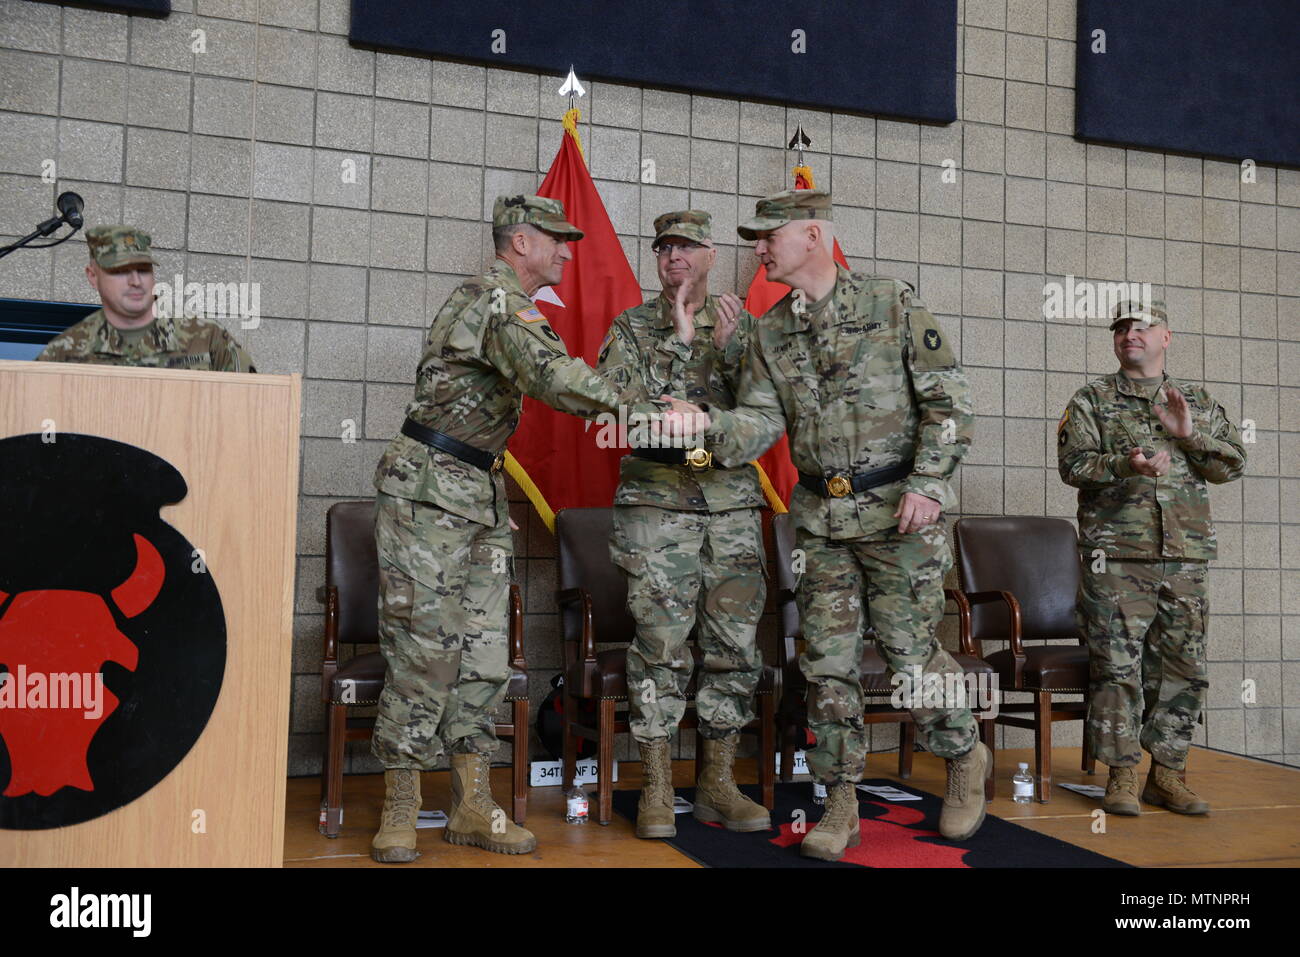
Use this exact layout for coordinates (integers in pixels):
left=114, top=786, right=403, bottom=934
left=612, top=780, right=1130, bottom=868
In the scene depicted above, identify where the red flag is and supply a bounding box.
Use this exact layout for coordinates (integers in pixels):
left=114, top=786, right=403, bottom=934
left=743, top=243, right=849, bottom=507
left=504, top=115, right=642, bottom=528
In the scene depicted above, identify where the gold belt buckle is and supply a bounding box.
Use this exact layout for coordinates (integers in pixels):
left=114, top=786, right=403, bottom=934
left=491, top=452, right=505, bottom=472
left=685, top=447, right=713, bottom=470
left=826, top=474, right=852, bottom=498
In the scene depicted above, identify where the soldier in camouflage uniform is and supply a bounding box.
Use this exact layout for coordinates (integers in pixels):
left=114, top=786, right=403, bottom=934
left=1058, top=299, right=1245, bottom=816
left=369, top=195, right=668, bottom=862
left=597, top=210, right=771, bottom=839
left=674, top=190, right=989, bottom=861
left=37, top=225, right=255, bottom=372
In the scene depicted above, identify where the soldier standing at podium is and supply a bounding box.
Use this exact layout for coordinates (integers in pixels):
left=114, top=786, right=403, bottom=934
left=369, top=195, right=671, bottom=863
left=37, top=225, right=255, bottom=372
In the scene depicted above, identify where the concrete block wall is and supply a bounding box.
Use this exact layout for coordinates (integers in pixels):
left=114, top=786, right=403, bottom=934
left=1, top=0, right=1295, bottom=776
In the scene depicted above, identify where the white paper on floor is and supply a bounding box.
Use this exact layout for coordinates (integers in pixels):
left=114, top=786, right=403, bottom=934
left=1058, top=783, right=1107, bottom=799
left=856, top=784, right=923, bottom=802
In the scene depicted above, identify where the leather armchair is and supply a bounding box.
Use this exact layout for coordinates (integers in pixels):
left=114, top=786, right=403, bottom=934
left=951, top=516, right=1095, bottom=803
left=554, top=507, right=776, bottom=825
left=318, top=501, right=530, bottom=836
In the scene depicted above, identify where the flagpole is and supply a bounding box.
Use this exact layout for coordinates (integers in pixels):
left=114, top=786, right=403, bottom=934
left=504, top=67, right=593, bottom=533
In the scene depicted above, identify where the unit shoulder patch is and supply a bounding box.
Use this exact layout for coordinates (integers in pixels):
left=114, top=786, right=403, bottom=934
left=907, top=310, right=955, bottom=370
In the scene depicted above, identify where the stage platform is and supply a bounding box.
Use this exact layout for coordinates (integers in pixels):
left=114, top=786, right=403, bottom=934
left=284, top=746, right=1300, bottom=868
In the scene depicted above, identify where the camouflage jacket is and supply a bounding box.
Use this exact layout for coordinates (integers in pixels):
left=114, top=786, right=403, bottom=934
left=36, top=309, right=256, bottom=372
left=1057, top=371, right=1246, bottom=561
left=597, top=293, right=765, bottom=512
left=705, top=266, right=973, bottom=540
left=374, top=259, right=663, bottom=526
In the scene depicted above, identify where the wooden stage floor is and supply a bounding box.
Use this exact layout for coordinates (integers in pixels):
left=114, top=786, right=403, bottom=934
left=284, top=746, right=1300, bottom=868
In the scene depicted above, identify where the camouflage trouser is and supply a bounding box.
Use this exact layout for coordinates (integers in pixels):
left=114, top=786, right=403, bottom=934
left=1080, top=559, right=1209, bottom=771
left=610, top=505, right=766, bottom=743
left=371, top=491, right=512, bottom=769
left=797, top=522, right=978, bottom=785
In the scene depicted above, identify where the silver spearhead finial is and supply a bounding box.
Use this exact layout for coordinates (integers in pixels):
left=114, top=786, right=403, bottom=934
left=558, top=65, right=587, bottom=110
left=787, top=123, right=812, bottom=169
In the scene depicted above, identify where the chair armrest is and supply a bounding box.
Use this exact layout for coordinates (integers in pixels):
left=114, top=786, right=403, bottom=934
left=962, top=589, right=1025, bottom=658
left=555, top=586, right=597, bottom=663
left=508, top=583, right=526, bottom=671
left=944, top=588, right=977, bottom=657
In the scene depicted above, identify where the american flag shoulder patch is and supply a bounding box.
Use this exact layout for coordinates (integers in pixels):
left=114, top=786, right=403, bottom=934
left=515, top=306, right=546, bottom=323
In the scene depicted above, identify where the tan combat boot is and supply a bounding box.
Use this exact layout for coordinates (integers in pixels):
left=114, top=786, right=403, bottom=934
left=800, top=782, right=861, bottom=861
left=939, top=742, right=991, bottom=840
left=635, top=738, right=676, bottom=839
left=693, top=734, right=771, bottom=832
left=1102, top=765, right=1141, bottom=816
left=1142, top=762, right=1210, bottom=815
left=445, top=753, right=537, bottom=854
left=371, top=768, right=421, bottom=863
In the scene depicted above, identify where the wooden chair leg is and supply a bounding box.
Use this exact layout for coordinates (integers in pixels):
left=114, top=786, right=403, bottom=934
left=694, top=727, right=704, bottom=785
left=1081, top=698, right=1096, bottom=775
left=759, top=693, right=775, bottom=810
left=899, top=721, right=916, bottom=779
left=320, top=702, right=347, bottom=838
left=561, top=689, right=578, bottom=791
left=597, top=698, right=617, bottom=825
left=1034, top=692, right=1053, bottom=804
left=980, top=718, right=996, bottom=799
left=511, top=699, right=528, bottom=825
left=778, top=717, right=795, bottom=783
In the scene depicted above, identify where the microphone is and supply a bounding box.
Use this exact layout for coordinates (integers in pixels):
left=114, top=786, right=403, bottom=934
left=0, top=191, right=85, bottom=258
left=57, top=192, right=84, bottom=228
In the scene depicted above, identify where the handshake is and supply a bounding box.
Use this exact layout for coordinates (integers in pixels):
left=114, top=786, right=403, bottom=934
left=650, top=395, right=712, bottom=447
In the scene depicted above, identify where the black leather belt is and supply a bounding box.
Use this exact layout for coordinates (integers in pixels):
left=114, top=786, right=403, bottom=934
left=401, top=418, right=503, bottom=472
left=798, top=459, right=915, bottom=498
left=631, top=447, right=726, bottom=470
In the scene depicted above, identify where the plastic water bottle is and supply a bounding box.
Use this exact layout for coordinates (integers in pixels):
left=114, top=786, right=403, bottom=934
left=565, top=785, right=589, bottom=824
left=1012, top=763, right=1034, bottom=803
left=812, top=782, right=827, bottom=805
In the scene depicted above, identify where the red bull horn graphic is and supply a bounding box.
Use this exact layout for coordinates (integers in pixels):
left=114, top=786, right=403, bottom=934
left=0, top=434, right=226, bottom=830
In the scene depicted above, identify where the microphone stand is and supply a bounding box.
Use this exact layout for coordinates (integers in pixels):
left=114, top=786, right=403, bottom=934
left=0, top=216, right=82, bottom=260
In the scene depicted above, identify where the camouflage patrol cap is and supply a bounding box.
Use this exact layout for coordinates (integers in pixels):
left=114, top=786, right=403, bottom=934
left=1110, top=299, right=1169, bottom=331
left=492, top=194, right=584, bottom=240
left=652, top=209, right=712, bottom=247
left=736, top=189, right=833, bottom=240
left=86, top=225, right=158, bottom=269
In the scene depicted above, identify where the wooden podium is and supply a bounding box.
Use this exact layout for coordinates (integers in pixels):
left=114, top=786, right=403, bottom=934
left=0, top=360, right=300, bottom=866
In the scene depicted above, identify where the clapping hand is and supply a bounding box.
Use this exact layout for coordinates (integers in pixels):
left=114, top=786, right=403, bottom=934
left=712, top=293, right=742, bottom=350
left=1153, top=387, right=1194, bottom=439
left=672, top=280, right=699, bottom=346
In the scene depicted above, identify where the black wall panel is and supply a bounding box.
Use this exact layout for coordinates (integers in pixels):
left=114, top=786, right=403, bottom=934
left=350, top=0, right=958, bottom=124
left=1076, top=0, right=1300, bottom=167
